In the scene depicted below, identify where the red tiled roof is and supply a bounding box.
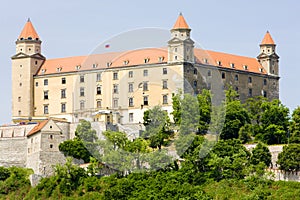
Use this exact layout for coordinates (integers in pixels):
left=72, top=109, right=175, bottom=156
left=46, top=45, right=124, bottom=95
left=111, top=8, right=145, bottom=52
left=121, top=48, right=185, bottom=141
left=173, top=13, right=190, bottom=29
left=27, top=120, right=49, bottom=136
left=18, top=19, right=39, bottom=40
left=261, top=31, right=275, bottom=45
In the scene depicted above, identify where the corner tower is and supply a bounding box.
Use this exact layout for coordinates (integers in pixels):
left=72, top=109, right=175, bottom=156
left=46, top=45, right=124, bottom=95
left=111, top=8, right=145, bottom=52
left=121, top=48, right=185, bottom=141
left=11, top=19, right=45, bottom=122
left=168, top=13, right=194, bottom=63
left=257, top=31, right=279, bottom=76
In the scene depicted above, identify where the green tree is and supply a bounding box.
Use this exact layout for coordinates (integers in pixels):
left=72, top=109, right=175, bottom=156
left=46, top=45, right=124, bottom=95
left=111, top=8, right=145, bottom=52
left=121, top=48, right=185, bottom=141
left=238, top=124, right=253, bottom=144
left=244, top=96, right=268, bottom=125
left=250, top=142, right=272, bottom=167
left=277, top=144, right=300, bottom=172
left=256, top=124, right=286, bottom=145
left=171, top=91, right=182, bottom=126
left=290, top=106, right=300, bottom=143
left=197, top=89, right=212, bottom=134
left=75, top=119, right=98, bottom=142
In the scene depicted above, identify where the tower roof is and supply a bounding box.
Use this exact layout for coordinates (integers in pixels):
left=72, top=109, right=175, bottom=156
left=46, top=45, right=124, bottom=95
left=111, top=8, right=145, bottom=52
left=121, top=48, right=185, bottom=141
left=261, top=31, right=275, bottom=45
left=172, top=13, right=190, bottom=29
left=18, top=18, right=40, bottom=40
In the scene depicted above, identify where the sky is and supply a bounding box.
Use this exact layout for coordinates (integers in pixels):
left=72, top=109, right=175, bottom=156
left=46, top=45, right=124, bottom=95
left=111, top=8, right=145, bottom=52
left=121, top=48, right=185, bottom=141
left=0, top=0, right=299, bottom=124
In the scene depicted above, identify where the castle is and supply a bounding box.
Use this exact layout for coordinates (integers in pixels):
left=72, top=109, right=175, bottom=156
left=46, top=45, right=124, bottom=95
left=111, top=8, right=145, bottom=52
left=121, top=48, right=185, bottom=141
left=1, top=14, right=280, bottom=176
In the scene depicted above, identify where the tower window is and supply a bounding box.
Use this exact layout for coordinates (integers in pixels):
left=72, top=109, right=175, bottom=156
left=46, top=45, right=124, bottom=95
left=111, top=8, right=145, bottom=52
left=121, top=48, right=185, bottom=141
left=263, top=79, right=267, bottom=86
left=62, top=77, right=66, bottom=84
left=97, top=86, right=102, bottom=95
left=49, top=135, right=53, bottom=139
left=44, top=105, right=49, bottom=114
left=163, top=68, right=167, bottom=75
left=113, top=84, right=118, bottom=94
left=143, top=69, right=148, bottom=76
left=61, top=89, right=66, bottom=98
left=44, top=91, right=49, bottom=100
left=221, top=72, right=225, bottom=79
left=144, top=96, right=149, bottom=106
left=129, top=97, right=134, bottom=107
left=80, top=75, right=84, bottom=83
left=19, top=83, right=22, bottom=87
left=163, top=95, right=168, bottom=104
left=113, top=72, right=118, bottom=80
left=80, top=87, right=85, bottom=96
left=61, top=103, right=66, bottom=113
left=44, top=79, right=48, bottom=86
left=248, top=77, right=252, bottom=84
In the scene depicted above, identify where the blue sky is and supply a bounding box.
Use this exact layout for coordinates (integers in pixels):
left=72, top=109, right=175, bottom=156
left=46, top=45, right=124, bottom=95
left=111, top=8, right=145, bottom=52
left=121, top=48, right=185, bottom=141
left=0, top=0, right=299, bottom=124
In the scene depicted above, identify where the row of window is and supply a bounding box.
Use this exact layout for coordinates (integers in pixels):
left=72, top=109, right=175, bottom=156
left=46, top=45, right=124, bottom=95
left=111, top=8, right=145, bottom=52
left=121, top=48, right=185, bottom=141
left=220, top=72, right=268, bottom=85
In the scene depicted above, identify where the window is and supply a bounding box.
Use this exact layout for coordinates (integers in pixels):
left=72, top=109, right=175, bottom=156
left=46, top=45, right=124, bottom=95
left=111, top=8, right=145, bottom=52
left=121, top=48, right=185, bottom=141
left=35, top=82, right=38, bottom=87
left=143, top=82, right=148, bottom=91
left=248, top=77, right=252, bottom=84
left=44, top=105, right=49, bottom=114
left=61, top=103, right=66, bottom=113
left=243, top=65, right=248, bottom=70
left=18, top=110, right=21, bottom=116
left=163, top=95, right=168, bottom=104
left=208, top=70, right=211, bottom=77
left=62, top=77, right=66, bottom=84
left=113, top=84, right=118, bottom=93
left=128, top=83, right=133, bottom=92
left=144, top=96, right=149, bottom=106
left=263, top=79, right=267, bottom=86
left=235, top=74, right=239, bottom=81
left=96, top=73, right=101, bottom=82
left=50, top=144, right=53, bottom=149
left=97, top=86, right=101, bottom=95
left=144, top=58, right=150, bottom=63
left=123, top=60, right=129, bottom=65
left=80, top=75, right=84, bottom=83
left=263, top=90, right=267, bottom=98
left=235, top=87, right=239, bottom=92
left=207, top=83, right=211, bottom=90
left=76, top=65, right=81, bottom=70
left=163, top=68, right=167, bottom=75
left=113, top=99, right=118, bottom=108
left=97, top=100, right=102, bottom=108
left=248, top=88, right=253, bottom=97
left=193, top=68, right=197, bottom=75
left=56, top=67, right=62, bottom=72
left=163, top=80, right=168, bottom=89
left=222, top=72, right=225, bottom=79
left=80, top=101, right=85, bottom=110
left=49, top=135, right=53, bottom=139
left=44, top=91, right=49, bottom=100
left=129, top=113, right=134, bottom=122
left=129, top=71, right=133, bottom=78
left=61, top=89, right=66, bottom=98
left=217, top=61, right=222, bottom=66
left=106, top=62, right=112, bottom=67
left=175, top=56, right=178, bottom=60
left=35, top=60, right=38, bottom=65
left=193, top=80, right=197, bottom=88
left=113, top=72, right=118, bottom=80
left=174, top=48, right=177, bottom=52
left=44, top=79, right=48, bottom=86
left=18, top=96, right=21, bottom=102
left=159, top=57, right=164, bottom=62
left=143, top=69, right=148, bottom=77
left=230, top=63, right=235, bottom=68
left=80, top=87, right=84, bottom=96
left=92, top=63, right=98, bottom=68
left=129, top=97, right=134, bottom=107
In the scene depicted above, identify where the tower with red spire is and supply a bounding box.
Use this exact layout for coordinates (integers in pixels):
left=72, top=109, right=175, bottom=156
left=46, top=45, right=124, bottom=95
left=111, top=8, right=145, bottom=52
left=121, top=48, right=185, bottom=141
left=11, top=19, right=45, bottom=122
left=257, top=31, right=279, bottom=76
left=168, top=13, right=194, bottom=63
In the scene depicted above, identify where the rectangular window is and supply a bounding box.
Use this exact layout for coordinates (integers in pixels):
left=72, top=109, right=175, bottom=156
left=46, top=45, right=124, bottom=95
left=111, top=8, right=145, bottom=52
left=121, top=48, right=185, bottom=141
left=248, top=88, right=253, bottom=97
left=97, top=100, right=102, bottom=108
left=129, top=113, right=134, bottom=122
left=96, top=73, right=102, bottom=82
left=80, top=87, right=84, bottom=96
left=61, top=103, right=66, bottom=113
left=129, top=97, right=134, bottom=107
left=235, top=74, right=239, bottom=81
left=128, top=83, right=133, bottom=92
left=208, top=70, right=211, bottom=77
left=128, top=71, right=133, bottom=78
left=62, top=77, right=66, bottom=84
left=113, top=72, right=118, bottom=80
left=248, top=77, right=252, bottom=84
left=35, top=82, right=38, bottom=87
left=61, top=89, right=66, bottom=98
left=44, top=91, right=49, bottom=100
left=163, top=95, right=168, bottom=104
left=113, top=99, right=118, bottom=108
left=113, top=84, right=118, bottom=94
left=207, top=83, right=211, bottom=90
left=163, top=80, right=168, bottom=89
left=80, top=75, right=84, bottom=83
left=144, top=96, right=149, bottom=106
left=44, top=79, right=48, bottom=86
left=263, top=90, right=267, bottom=98
left=143, top=82, right=148, bottom=91
left=222, top=72, right=225, bottom=79
left=97, top=86, right=101, bottom=95
left=163, top=68, right=167, bottom=75
left=44, top=105, right=49, bottom=114
left=143, top=69, right=148, bottom=77
left=263, top=79, right=267, bottom=86
left=80, top=101, right=85, bottom=110
left=194, top=68, right=197, bottom=75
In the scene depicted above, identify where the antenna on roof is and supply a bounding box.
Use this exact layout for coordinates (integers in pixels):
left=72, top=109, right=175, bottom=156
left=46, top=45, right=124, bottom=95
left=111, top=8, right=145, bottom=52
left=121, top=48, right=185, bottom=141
left=27, top=18, right=31, bottom=22
left=179, top=12, right=182, bottom=16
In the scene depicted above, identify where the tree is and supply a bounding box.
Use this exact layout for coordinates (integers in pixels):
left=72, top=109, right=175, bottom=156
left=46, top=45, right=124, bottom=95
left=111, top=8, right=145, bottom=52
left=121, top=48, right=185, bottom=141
left=171, top=91, right=182, bottom=126
left=289, top=106, right=300, bottom=143
left=244, top=96, right=268, bottom=125
left=250, top=142, right=272, bottom=167
left=238, top=124, right=253, bottom=144
left=277, top=144, right=300, bottom=172
left=75, top=120, right=98, bottom=142
left=197, top=89, right=212, bottom=134
left=59, top=138, right=92, bottom=163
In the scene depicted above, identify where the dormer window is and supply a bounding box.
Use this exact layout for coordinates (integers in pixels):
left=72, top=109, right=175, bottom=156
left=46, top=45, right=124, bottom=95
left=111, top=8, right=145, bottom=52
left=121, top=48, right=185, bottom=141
left=243, top=65, right=248, bottom=70
left=203, top=58, right=208, bottom=64
left=217, top=61, right=222, bottom=66
left=158, top=56, right=164, bottom=62
left=76, top=65, right=81, bottom=70
left=123, top=60, right=129, bottom=65
left=28, top=37, right=32, bottom=40
left=230, top=63, right=235, bottom=68
left=144, top=58, right=150, bottom=63
left=56, top=67, right=62, bottom=72
left=259, top=68, right=264, bottom=73
left=41, top=69, right=46, bottom=74
left=92, top=63, right=98, bottom=68
left=106, top=62, right=112, bottom=67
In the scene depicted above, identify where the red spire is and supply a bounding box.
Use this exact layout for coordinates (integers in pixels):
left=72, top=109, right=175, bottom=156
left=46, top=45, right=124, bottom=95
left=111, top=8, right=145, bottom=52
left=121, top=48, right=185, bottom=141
left=172, top=13, right=190, bottom=29
left=261, top=31, right=275, bottom=45
left=18, top=18, right=40, bottom=40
